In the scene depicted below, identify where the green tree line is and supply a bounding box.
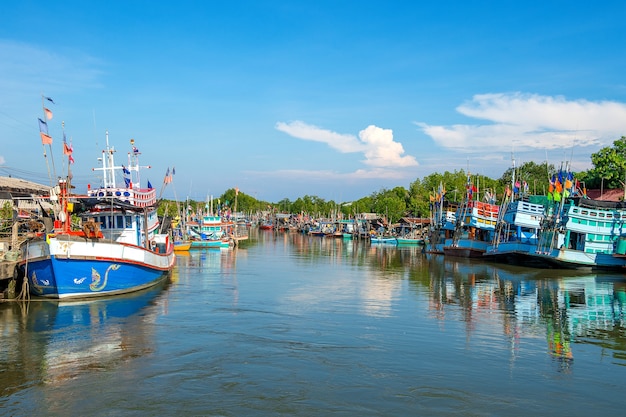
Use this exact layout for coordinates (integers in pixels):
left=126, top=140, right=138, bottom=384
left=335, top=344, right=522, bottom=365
left=158, top=136, right=626, bottom=222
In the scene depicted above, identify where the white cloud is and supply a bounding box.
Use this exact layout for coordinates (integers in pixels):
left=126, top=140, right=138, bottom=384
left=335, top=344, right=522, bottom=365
left=275, top=121, right=418, bottom=168
left=416, top=92, right=626, bottom=152
left=275, top=120, right=365, bottom=152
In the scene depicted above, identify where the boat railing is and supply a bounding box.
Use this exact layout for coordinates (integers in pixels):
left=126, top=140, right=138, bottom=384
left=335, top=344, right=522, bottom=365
left=88, top=187, right=157, bottom=208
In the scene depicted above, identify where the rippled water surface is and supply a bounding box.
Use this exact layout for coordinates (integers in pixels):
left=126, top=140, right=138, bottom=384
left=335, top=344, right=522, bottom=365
left=2, top=230, right=626, bottom=416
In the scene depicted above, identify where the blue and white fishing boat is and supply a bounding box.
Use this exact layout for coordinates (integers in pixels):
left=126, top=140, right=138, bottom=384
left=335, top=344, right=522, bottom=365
left=189, top=215, right=232, bottom=248
left=443, top=174, right=499, bottom=258
left=443, top=199, right=499, bottom=258
left=483, top=198, right=546, bottom=264
left=527, top=196, right=626, bottom=270
left=20, top=135, right=175, bottom=299
left=370, top=235, right=397, bottom=244
left=491, top=167, right=626, bottom=270
left=483, top=159, right=547, bottom=264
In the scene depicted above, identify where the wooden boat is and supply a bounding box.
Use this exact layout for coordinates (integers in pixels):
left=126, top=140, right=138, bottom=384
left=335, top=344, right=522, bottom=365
left=443, top=200, right=499, bottom=258
left=189, top=215, right=232, bottom=248
left=20, top=135, right=175, bottom=299
left=173, top=240, right=192, bottom=251
left=370, top=235, right=397, bottom=244
left=488, top=167, right=626, bottom=270
left=396, top=237, right=424, bottom=245
left=259, top=221, right=274, bottom=230
left=483, top=198, right=546, bottom=264
left=525, top=196, right=626, bottom=270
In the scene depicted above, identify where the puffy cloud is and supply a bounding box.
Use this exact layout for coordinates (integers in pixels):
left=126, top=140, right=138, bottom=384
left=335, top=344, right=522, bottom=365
left=275, top=121, right=418, bottom=168
left=416, top=92, right=626, bottom=152
left=275, top=120, right=364, bottom=153
left=358, top=125, right=417, bottom=167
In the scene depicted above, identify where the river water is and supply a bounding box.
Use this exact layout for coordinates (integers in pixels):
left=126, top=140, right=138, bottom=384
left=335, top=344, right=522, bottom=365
left=1, top=229, right=625, bottom=416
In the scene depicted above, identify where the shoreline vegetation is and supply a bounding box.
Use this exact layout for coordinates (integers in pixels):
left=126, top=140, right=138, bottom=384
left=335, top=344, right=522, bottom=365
left=157, top=136, right=626, bottom=224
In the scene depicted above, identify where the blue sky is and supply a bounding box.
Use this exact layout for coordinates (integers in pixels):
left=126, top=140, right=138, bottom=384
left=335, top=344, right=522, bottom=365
left=2, top=1, right=626, bottom=203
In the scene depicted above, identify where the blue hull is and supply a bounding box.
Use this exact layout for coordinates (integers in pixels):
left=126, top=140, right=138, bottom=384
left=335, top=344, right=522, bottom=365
left=25, top=257, right=170, bottom=299
left=190, top=240, right=230, bottom=249
left=370, top=237, right=397, bottom=244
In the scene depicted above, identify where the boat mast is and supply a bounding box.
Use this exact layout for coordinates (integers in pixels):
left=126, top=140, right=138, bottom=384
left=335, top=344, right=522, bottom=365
left=40, top=94, right=56, bottom=186
left=95, top=131, right=117, bottom=189
left=127, top=138, right=142, bottom=190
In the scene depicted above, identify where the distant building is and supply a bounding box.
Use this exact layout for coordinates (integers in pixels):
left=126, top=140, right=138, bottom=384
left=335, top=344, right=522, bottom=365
left=0, top=176, right=50, bottom=218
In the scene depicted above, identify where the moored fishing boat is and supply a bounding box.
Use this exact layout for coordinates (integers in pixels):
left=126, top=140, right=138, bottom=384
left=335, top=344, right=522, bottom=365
left=173, top=240, right=192, bottom=251
left=425, top=182, right=456, bottom=254
left=20, top=134, right=175, bottom=299
left=189, top=215, right=232, bottom=248
left=370, top=236, right=397, bottom=244
left=504, top=168, right=626, bottom=270
left=443, top=200, right=499, bottom=258
left=527, top=196, right=626, bottom=270
left=396, top=236, right=425, bottom=245
left=483, top=198, right=546, bottom=264
left=395, top=218, right=427, bottom=245
left=443, top=174, right=499, bottom=258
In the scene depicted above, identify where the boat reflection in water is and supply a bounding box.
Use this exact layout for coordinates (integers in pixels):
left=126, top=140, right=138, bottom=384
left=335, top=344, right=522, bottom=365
left=0, top=277, right=171, bottom=398
left=420, top=255, right=626, bottom=369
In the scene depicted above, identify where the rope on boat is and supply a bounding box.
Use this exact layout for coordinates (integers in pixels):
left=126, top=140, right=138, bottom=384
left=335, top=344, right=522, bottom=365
left=16, top=278, right=30, bottom=301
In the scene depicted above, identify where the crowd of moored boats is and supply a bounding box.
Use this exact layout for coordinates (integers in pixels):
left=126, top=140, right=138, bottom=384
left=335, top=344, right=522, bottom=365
left=3, top=125, right=626, bottom=302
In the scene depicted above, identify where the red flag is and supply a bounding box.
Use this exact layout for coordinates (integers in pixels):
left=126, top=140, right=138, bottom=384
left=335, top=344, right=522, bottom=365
left=44, top=108, right=53, bottom=120
left=40, top=132, right=53, bottom=145
left=63, top=142, right=75, bottom=163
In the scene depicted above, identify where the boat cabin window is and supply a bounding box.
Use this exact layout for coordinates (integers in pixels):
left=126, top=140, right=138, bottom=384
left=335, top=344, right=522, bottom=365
left=99, top=216, right=108, bottom=229
left=116, top=215, right=124, bottom=228
left=125, top=215, right=132, bottom=228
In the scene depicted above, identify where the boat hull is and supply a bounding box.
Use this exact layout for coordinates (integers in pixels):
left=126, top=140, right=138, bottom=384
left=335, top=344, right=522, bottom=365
left=21, top=238, right=175, bottom=299
left=524, top=248, right=626, bottom=271
left=443, top=246, right=485, bottom=258
left=396, top=238, right=424, bottom=245
left=173, top=241, right=192, bottom=251
left=370, top=237, right=397, bottom=244
left=190, top=239, right=230, bottom=249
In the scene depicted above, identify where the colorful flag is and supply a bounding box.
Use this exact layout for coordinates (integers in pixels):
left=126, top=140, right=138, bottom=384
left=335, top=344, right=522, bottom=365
left=45, top=96, right=55, bottom=104
left=164, top=168, right=171, bottom=184
left=40, top=132, right=53, bottom=145
left=62, top=134, right=74, bottom=163
left=122, top=165, right=130, bottom=175
left=44, top=108, right=53, bottom=120
left=172, top=167, right=176, bottom=175
left=147, top=180, right=153, bottom=189
left=38, top=118, right=48, bottom=134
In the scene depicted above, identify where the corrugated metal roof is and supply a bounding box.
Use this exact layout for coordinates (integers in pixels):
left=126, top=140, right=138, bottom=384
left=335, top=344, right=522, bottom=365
left=0, top=176, right=48, bottom=194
